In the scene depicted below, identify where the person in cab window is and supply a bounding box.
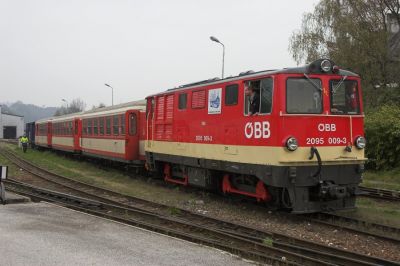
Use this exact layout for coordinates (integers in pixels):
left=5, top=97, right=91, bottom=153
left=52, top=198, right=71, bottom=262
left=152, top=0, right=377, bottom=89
left=249, top=85, right=260, bottom=115
left=345, top=82, right=358, bottom=113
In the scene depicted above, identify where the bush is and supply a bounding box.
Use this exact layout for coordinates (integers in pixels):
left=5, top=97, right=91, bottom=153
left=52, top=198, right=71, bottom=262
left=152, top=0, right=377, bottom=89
left=365, top=105, right=400, bottom=170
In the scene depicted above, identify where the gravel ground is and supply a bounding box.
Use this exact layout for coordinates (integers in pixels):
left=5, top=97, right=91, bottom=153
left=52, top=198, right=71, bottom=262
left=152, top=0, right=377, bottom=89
left=9, top=165, right=400, bottom=263
left=175, top=194, right=400, bottom=262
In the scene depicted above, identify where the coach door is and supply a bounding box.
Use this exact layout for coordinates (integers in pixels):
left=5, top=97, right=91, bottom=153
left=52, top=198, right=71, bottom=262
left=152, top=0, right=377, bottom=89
left=73, top=118, right=81, bottom=151
left=127, top=111, right=139, bottom=160
left=47, top=122, right=52, bottom=147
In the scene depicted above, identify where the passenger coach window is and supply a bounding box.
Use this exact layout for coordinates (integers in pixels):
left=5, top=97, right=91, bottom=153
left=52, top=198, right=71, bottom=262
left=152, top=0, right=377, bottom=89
left=129, top=113, right=137, bottom=135
left=286, top=78, right=322, bottom=114
left=106, top=117, right=111, bottom=135
left=83, top=120, right=87, bottom=135
left=178, top=93, right=187, bottom=110
left=120, top=114, right=125, bottom=135
left=330, top=80, right=360, bottom=114
left=225, top=84, right=238, bottom=105
left=99, top=118, right=104, bottom=135
left=244, top=78, right=273, bottom=115
left=88, top=119, right=92, bottom=135
left=93, top=118, right=98, bottom=135
left=113, top=115, right=119, bottom=135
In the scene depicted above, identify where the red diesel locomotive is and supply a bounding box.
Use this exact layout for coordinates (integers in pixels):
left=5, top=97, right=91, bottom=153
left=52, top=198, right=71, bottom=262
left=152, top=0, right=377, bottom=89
left=33, top=59, right=366, bottom=213
left=145, top=59, right=366, bottom=213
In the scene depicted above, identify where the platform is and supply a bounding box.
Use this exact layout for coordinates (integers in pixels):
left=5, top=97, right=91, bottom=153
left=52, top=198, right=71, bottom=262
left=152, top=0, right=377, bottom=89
left=0, top=202, right=252, bottom=265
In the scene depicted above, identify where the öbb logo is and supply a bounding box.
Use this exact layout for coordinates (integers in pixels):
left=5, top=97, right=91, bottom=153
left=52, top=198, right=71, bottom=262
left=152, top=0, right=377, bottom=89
left=318, top=123, right=336, bottom=132
left=245, top=121, right=271, bottom=139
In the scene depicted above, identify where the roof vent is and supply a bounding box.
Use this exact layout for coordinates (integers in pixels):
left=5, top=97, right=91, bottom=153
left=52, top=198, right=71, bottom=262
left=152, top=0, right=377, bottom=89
left=239, top=70, right=254, bottom=76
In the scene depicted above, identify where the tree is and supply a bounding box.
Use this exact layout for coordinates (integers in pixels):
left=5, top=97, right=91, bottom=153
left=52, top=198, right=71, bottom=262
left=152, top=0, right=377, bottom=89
left=54, top=98, right=86, bottom=116
left=289, top=0, right=400, bottom=109
left=91, top=103, right=106, bottom=110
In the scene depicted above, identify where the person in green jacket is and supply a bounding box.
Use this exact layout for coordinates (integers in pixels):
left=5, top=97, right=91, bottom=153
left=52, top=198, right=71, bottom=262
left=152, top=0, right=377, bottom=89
left=20, top=134, right=29, bottom=153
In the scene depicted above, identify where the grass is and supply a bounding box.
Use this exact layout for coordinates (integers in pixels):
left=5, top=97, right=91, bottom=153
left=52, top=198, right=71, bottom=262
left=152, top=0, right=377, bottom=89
left=362, top=168, right=400, bottom=191
left=338, top=197, right=400, bottom=228
left=262, top=237, right=273, bottom=247
left=3, top=143, right=200, bottom=206
left=0, top=148, right=20, bottom=178
left=3, top=143, right=400, bottom=228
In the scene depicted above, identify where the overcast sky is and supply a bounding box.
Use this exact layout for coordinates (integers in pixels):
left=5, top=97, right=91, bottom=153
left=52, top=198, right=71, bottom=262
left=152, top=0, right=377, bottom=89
left=1, top=0, right=318, bottom=108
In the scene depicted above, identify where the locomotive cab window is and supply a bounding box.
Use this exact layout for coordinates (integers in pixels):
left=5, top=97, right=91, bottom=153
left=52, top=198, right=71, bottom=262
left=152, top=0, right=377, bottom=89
left=178, top=93, right=187, bottom=110
left=330, top=80, right=360, bottom=114
left=286, top=78, right=322, bottom=114
left=244, top=78, right=273, bottom=115
left=225, top=84, right=238, bottom=105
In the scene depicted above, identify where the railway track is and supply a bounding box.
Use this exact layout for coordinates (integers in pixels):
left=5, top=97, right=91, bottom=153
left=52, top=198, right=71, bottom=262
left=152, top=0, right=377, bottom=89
left=359, top=186, right=400, bottom=202
left=1, top=147, right=399, bottom=265
left=6, top=179, right=398, bottom=266
left=308, top=212, right=400, bottom=243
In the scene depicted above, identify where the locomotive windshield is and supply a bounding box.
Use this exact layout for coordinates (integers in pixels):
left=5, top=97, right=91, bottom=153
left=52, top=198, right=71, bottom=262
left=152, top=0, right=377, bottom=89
left=330, top=80, right=360, bottom=114
left=286, top=78, right=322, bottom=114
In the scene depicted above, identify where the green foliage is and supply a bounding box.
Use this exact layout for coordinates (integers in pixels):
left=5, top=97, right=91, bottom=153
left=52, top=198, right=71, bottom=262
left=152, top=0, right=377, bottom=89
left=365, top=105, right=400, bottom=170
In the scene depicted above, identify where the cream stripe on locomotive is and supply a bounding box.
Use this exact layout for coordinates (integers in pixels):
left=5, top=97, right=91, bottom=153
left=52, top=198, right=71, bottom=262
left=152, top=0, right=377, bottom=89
left=52, top=136, right=74, bottom=147
left=145, top=141, right=366, bottom=166
left=81, top=138, right=125, bottom=154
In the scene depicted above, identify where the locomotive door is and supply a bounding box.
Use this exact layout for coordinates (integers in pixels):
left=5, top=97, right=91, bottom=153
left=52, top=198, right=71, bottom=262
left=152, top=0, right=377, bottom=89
left=146, top=97, right=154, bottom=147
left=154, top=94, right=174, bottom=141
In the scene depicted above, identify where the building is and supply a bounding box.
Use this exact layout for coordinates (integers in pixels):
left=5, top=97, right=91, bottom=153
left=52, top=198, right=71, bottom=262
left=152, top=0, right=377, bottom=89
left=0, top=105, right=25, bottom=139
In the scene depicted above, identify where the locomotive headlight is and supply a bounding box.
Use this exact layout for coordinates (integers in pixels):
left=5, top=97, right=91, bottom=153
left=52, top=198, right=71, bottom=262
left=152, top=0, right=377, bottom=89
left=355, top=136, right=366, bottom=149
left=286, top=137, right=298, bottom=151
left=320, top=60, right=332, bottom=72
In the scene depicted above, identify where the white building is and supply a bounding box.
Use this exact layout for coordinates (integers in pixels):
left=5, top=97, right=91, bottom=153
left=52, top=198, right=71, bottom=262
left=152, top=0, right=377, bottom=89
left=0, top=105, right=25, bottom=139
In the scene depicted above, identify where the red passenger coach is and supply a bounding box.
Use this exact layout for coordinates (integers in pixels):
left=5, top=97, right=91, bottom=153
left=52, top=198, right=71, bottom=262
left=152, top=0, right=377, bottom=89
left=35, top=118, right=53, bottom=148
left=145, top=59, right=366, bottom=213
left=79, top=101, right=146, bottom=163
left=51, top=114, right=82, bottom=152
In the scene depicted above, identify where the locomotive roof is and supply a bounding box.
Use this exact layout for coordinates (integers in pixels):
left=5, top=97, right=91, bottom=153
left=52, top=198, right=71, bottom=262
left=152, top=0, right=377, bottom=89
left=149, top=59, right=359, bottom=97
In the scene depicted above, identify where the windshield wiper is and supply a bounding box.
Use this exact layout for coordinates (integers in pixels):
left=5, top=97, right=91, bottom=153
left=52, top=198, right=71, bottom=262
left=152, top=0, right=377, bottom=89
left=332, top=75, right=348, bottom=94
left=303, top=74, right=322, bottom=91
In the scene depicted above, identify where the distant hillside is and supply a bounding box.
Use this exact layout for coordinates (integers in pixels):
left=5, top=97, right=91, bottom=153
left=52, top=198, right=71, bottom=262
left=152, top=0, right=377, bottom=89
left=1, top=101, right=57, bottom=123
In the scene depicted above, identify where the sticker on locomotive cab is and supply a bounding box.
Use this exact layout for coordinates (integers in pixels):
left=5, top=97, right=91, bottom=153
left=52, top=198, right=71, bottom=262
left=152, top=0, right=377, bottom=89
left=208, top=88, right=222, bottom=114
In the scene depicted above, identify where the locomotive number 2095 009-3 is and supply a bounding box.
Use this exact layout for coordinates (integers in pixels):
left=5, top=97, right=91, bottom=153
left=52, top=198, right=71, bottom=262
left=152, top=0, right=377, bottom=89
left=306, top=137, right=347, bottom=145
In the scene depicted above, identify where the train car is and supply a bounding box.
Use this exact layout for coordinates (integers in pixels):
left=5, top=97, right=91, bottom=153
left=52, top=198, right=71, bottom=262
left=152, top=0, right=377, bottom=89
left=79, top=101, right=146, bottom=163
left=25, top=122, right=36, bottom=148
left=35, top=118, right=53, bottom=148
left=144, top=59, right=366, bottom=213
left=51, top=113, right=82, bottom=153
